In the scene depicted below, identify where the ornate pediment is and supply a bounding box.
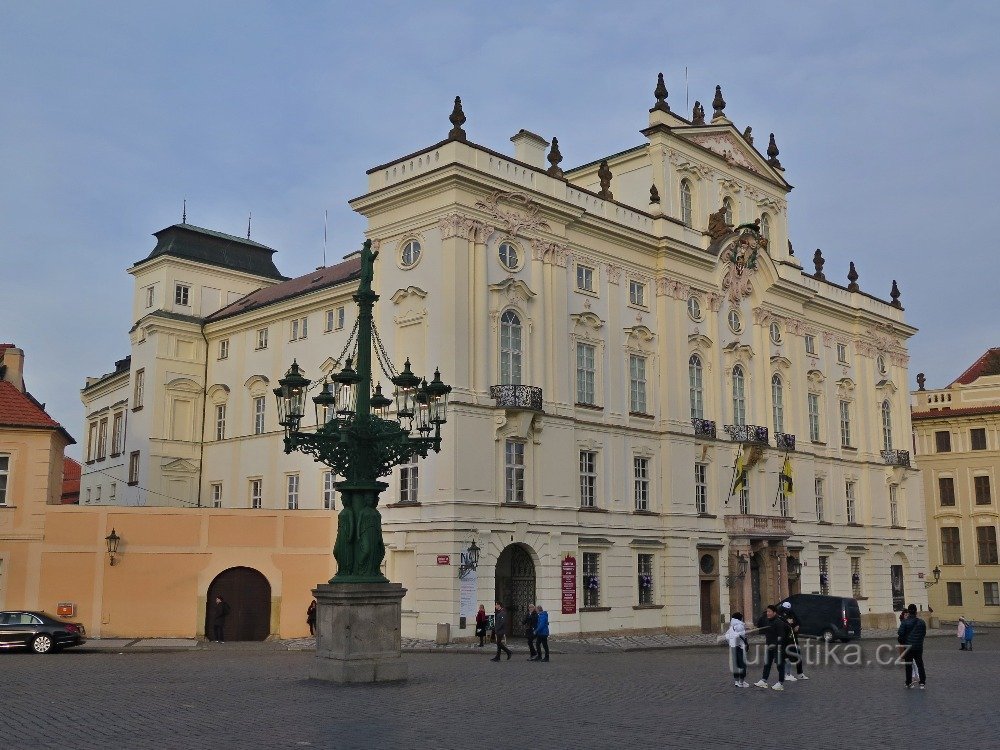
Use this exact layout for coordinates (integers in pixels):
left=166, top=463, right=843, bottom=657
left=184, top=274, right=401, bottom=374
left=390, top=286, right=428, bottom=304
left=624, top=325, right=655, bottom=351
left=207, top=384, right=230, bottom=403
left=244, top=374, right=270, bottom=394
left=679, top=130, right=773, bottom=178
left=688, top=333, right=714, bottom=349
left=165, top=377, right=201, bottom=392
left=719, top=229, right=765, bottom=304
left=836, top=377, right=857, bottom=397
left=474, top=191, right=551, bottom=238
left=875, top=379, right=899, bottom=395
left=570, top=311, right=604, bottom=332
left=161, top=458, right=198, bottom=473
left=807, top=369, right=825, bottom=387
left=770, top=355, right=792, bottom=370
left=488, top=278, right=536, bottom=307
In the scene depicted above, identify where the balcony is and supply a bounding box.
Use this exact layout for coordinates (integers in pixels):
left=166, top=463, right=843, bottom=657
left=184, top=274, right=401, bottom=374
left=691, top=418, right=717, bottom=439
left=724, top=514, right=793, bottom=540
left=723, top=424, right=769, bottom=445
left=490, top=384, right=543, bottom=411
left=775, top=432, right=796, bottom=451
left=881, top=449, right=911, bottom=468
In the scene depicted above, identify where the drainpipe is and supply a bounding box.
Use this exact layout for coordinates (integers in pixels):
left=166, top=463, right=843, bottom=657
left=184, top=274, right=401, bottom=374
left=196, top=322, right=209, bottom=507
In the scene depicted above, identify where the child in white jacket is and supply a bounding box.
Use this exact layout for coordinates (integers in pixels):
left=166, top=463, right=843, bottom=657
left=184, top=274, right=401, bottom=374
left=723, top=612, right=750, bottom=687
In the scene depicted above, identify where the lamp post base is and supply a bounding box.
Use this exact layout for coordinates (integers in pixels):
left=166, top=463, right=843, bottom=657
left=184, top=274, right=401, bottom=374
left=310, top=581, right=408, bottom=683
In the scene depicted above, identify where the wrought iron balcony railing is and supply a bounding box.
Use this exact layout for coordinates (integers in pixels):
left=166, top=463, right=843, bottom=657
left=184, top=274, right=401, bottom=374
left=775, top=432, right=796, bottom=451
left=881, top=449, right=911, bottom=468
left=723, top=424, right=769, bottom=445
left=490, top=384, right=543, bottom=411
left=691, top=418, right=717, bottom=439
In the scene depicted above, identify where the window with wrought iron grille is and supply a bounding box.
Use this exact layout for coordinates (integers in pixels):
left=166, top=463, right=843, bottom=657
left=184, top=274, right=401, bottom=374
left=939, top=476, right=956, bottom=506
left=947, top=582, right=962, bottom=607
left=732, top=365, right=746, bottom=426
left=286, top=474, right=300, bottom=510
left=637, top=553, right=654, bottom=605
left=977, top=525, right=998, bottom=565
left=889, top=484, right=900, bottom=527
left=695, top=462, right=708, bottom=514
left=249, top=478, right=262, bottom=509
left=215, top=404, right=226, bottom=441
left=500, top=311, right=523, bottom=385
left=253, top=397, right=266, bottom=435
left=975, top=475, right=992, bottom=505
left=323, top=471, right=336, bottom=509
left=941, top=526, right=961, bottom=565
left=634, top=456, right=649, bottom=511
left=399, top=454, right=419, bottom=503
left=580, top=451, right=597, bottom=507
left=846, top=480, right=857, bottom=523
left=505, top=440, right=525, bottom=504
left=985, top=582, right=1000, bottom=607
left=839, top=400, right=852, bottom=447
left=211, top=482, right=223, bottom=508
left=771, top=375, right=784, bottom=435
left=814, top=477, right=825, bottom=522
left=818, top=555, right=830, bottom=595
left=807, top=392, right=821, bottom=442
left=629, top=355, right=647, bottom=413
left=583, top=552, right=600, bottom=607
left=576, top=343, right=596, bottom=405
left=689, top=355, right=704, bottom=420
left=851, top=556, right=862, bottom=598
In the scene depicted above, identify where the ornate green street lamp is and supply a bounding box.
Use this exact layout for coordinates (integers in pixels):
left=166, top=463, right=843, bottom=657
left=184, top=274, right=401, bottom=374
left=273, top=239, right=451, bottom=582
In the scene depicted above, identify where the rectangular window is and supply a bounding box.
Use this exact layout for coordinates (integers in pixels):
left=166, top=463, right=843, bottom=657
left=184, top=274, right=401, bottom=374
left=286, top=474, right=300, bottom=510
left=634, top=457, right=649, bottom=511
left=256, top=328, right=269, bottom=350
left=839, top=400, right=852, bottom=447
left=145, top=286, right=155, bottom=308
left=323, top=471, right=336, bottom=510
left=971, top=428, right=987, bottom=451
left=629, top=280, right=646, bottom=307
left=695, top=462, right=708, bottom=515
left=975, top=475, right=992, bottom=505
left=977, top=526, right=998, bottom=565
left=818, top=555, right=830, bottom=595
left=583, top=552, right=600, bottom=607
left=253, top=397, right=266, bottom=435
left=97, top=418, right=108, bottom=460
left=629, top=355, right=647, bottom=414
left=939, top=477, right=956, bottom=506
left=815, top=477, right=825, bottom=522
left=985, top=582, right=1000, bottom=607
left=399, top=454, right=419, bottom=503
left=946, top=582, right=963, bottom=607
left=805, top=334, right=816, bottom=355
left=109, top=482, right=116, bottom=502
left=941, top=526, right=962, bottom=565
left=128, top=451, right=140, bottom=485
left=218, top=339, right=229, bottom=360
left=175, top=283, right=190, bottom=306
left=808, top=393, right=821, bottom=442
left=778, top=486, right=789, bottom=518
left=0, top=454, right=9, bottom=505
left=836, top=342, right=848, bottom=364
left=739, top=480, right=750, bottom=515
left=846, top=480, right=857, bottom=524
left=111, top=412, right=124, bottom=456
left=637, top=553, right=654, bottom=605
left=211, top=482, right=223, bottom=508
left=337, top=307, right=345, bottom=330
left=576, top=264, right=594, bottom=292
left=290, top=317, right=308, bottom=341
left=851, top=556, right=862, bottom=598
left=504, top=440, right=525, bottom=504
left=326, top=307, right=347, bottom=332
left=935, top=430, right=951, bottom=452
left=215, top=404, right=226, bottom=441
left=579, top=451, right=597, bottom=507
left=889, top=484, right=900, bottom=526
left=133, top=369, right=145, bottom=409
left=576, top=343, right=596, bottom=405
left=94, top=485, right=101, bottom=502
left=87, top=421, right=98, bottom=461
left=250, top=478, right=263, bottom=509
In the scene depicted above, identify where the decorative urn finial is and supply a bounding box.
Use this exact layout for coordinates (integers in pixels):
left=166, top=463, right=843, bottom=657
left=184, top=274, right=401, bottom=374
left=597, top=160, right=613, bottom=200
left=448, top=96, right=467, bottom=142
left=767, top=133, right=782, bottom=169
left=812, top=249, right=825, bottom=280
left=649, top=184, right=661, bottom=204
left=712, top=85, right=726, bottom=119
left=651, top=72, right=670, bottom=113
left=890, top=279, right=902, bottom=309
left=691, top=101, right=706, bottom=125
left=847, top=261, right=860, bottom=292
left=547, top=136, right=564, bottom=177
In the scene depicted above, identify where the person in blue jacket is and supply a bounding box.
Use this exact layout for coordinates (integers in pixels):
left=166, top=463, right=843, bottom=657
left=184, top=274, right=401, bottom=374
left=533, top=604, right=550, bottom=662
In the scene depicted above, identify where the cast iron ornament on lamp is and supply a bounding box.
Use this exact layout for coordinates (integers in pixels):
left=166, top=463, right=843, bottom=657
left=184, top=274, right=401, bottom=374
left=105, top=528, right=121, bottom=567
left=924, top=565, right=942, bottom=588
left=274, top=239, right=451, bottom=582
left=458, top=540, right=481, bottom=579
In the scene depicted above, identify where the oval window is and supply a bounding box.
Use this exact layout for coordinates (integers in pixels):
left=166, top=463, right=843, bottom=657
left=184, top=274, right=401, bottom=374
left=400, top=240, right=421, bottom=268
left=687, top=296, right=702, bottom=321
left=728, top=309, right=743, bottom=334
left=769, top=321, right=782, bottom=344
left=498, top=241, right=519, bottom=270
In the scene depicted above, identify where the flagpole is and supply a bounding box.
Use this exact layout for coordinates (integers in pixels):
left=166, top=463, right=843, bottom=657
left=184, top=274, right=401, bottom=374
left=726, top=445, right=742, bottom=505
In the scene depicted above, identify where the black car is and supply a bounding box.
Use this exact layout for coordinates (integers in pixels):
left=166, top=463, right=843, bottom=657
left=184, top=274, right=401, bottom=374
left=778, top=594, right=862, bottom=643
left=0, top=611, right=87, bottom=653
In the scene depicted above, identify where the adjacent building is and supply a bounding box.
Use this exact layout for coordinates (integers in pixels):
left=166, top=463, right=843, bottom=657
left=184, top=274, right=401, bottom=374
left=912, top=349, right=1000, bottom=622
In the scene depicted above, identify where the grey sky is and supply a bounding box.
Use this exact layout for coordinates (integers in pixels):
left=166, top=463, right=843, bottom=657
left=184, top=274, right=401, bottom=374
left=3, top=2, right=997, bottom=456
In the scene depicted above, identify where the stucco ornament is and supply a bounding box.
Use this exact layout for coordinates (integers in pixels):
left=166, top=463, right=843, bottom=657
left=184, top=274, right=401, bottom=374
left=720, top=225, right=763, bottom=304
left=475, top=191, right=551, bottom=238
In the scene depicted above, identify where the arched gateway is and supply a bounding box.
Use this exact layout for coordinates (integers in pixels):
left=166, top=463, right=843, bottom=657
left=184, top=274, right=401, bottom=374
left=495, top=544, right=536, bottom=637
left=205, top=566, right=272, bottom=641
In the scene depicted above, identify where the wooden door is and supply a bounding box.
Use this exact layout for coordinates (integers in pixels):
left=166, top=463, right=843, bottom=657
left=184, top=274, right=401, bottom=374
left=206, top=567, right=271, bottom=641
left=700, top=580, right=715, bottom=633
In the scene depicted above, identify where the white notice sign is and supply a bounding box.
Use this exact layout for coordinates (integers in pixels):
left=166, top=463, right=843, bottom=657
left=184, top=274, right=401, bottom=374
left=459, top=569, right=478, bottom=620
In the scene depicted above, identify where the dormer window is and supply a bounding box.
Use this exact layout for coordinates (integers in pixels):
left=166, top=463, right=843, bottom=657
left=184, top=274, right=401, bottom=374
left=175, top=284, right=190, bottom=306
left=145, top=286, right=155, bottom=308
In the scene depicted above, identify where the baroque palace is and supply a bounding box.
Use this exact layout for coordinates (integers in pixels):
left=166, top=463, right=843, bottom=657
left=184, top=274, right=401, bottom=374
left=68, top=76, right=926, bottom=639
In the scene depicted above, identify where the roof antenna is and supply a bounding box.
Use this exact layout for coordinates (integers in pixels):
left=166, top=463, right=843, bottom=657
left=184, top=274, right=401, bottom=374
left=247, top=211, right=252, bottom=240
left=323, top=209, right=328, bottom=267
left=182, top=199, right=187, bottom=224
left=685, top=66, right=689, bottom=113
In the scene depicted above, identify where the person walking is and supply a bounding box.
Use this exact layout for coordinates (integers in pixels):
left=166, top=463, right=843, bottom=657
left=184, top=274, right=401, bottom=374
left=533, top=605, right=550, bottom=662
left=957, top=617, right=967, bottom=650
left=523, top=604, right=539, bottom=660
left=490, top=602, right=512, bottom=661
left=723, top=611, right=750, bottom=687
left=960, top=617, right=974, bottom=651
left=475, top=604, right=489, bottom=647
left=306, top=600, right=317, bottom=636
left=779, top=601, right=808, bottom=681
left=212, top=595, right=230, bottom=643
left=754, top=605, right=791, bottom=691
left=897, top=603, right=927, bottom=689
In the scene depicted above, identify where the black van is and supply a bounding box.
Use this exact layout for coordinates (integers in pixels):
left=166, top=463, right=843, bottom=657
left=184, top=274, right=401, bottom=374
left=779, top=594, right=862, bottom=642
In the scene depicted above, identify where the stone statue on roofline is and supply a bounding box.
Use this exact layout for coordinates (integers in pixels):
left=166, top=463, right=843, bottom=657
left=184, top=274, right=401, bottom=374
left=707, top=205, right=734, bottom=241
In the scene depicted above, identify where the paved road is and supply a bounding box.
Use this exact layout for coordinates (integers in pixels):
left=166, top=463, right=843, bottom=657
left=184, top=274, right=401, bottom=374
left=0, top=638, right=990, bottom=750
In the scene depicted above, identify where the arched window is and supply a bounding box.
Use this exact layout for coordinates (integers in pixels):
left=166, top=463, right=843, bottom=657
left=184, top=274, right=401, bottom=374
left=760, top=213, right=771, bottom=242
left=722, top=197, right=734, bottom=226
left=680, top=179, right=693, bottom=226
left=689, top=354, right=704, bottom=420
left=732, top=365, right=746, bottom=426
left=882, top=400, right=893, bottom=451
left=500, top=310, right=523, bottom=385
left=772, top=374, right=784, bottom=434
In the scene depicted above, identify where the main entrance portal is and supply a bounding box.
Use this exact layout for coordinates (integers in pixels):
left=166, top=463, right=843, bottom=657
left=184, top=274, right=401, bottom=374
left=205, top=567, right=272, bottom=641
left=496, top=544, right=536, bottom=637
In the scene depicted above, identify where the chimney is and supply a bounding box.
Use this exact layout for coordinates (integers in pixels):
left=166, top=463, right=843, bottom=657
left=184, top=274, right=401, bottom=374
left=510, top=129, right=549, bottom=170
left=1, top=346, right=25, bottom=393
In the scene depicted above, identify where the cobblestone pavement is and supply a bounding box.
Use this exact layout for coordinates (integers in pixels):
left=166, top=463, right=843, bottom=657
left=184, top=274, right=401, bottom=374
left=1, top=636, right=991, bottom=750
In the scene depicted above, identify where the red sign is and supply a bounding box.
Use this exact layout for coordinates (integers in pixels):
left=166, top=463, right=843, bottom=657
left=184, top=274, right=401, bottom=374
left=561, top=556, right=577, bottom=614
left=437, top=555, right=451, bottom=565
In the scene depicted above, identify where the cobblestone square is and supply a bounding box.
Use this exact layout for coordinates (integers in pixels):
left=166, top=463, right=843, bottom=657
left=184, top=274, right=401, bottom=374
left=1, top=637, right=992, bottom=749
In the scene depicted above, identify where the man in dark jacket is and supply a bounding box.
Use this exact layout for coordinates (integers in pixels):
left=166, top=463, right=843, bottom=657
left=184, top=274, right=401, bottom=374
left=780, top=601, right=808, bottom=680
left=754, top=605, right=792, bottom=691
left=490, top=602, right=512, bottom=661
left=523, top=604, right=539, bottom=660
left=212, top=595, right=230, bottom=643
left=897, top=603, right=927, bottom=688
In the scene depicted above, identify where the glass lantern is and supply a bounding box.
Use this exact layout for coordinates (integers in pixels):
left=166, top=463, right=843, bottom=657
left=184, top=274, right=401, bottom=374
left=370, top=382, right=392, bottom=419
left=313, top=379, right=337, bottom=427
left=414, top=378, right=432, bottom=434
left=273, top=360, right=311, bottom=436
left=425, top=367, right=452, bottom=425
left=391, top=358, right=420, bottom=421
left=333, top=357, right=360, bottom=420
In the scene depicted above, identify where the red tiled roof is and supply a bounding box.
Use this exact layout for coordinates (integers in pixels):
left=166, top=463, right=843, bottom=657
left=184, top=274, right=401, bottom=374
left=911, top=404, right=1000, bottom=420
left=61, top=457, right=81, bottom=504
left=205, top=255, right=361, bottom=323
left=952, top=348, right=1000, bottom=386
left=0, top=380, right=75, bottom=442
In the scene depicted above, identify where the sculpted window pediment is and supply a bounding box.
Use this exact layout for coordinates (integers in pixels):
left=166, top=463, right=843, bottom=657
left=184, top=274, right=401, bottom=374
left=161, top=458, right=198, bottom=473
left=207, top=384, right=230, bottom=404
left=807, top=369, right=825, bottom=386
left=390, top=286, right=428, bottom=305
left=624, top=325, right=655, bottom=351
left=392, top=285, right=428, bottom=326
left=688, top=333, right=714, bottom=350
left=244, top=374, right=270, bottom=396
left=319, top=357, right=340, bottom=377
left=876, top=379, right=898, bottom=395
left=770, top=355, right=792, bottom=371
left=489, top=278, right=537, bottom=307
left=165, top=377, right=201, bottom=393
left=570, top=311, right=604, bottom=334
left=836, top=377, right=857, bottom=397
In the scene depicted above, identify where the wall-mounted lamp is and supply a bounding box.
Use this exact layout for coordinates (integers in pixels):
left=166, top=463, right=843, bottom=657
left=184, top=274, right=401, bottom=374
left=724, top=552, right=750, bottom=587
left=458, top=540, right=481, bottom=579
left=787, top=555, right=802, bottom=577
left=105, top=528, right=121, bottom=566
left=924, top=565, right=942, bottom=588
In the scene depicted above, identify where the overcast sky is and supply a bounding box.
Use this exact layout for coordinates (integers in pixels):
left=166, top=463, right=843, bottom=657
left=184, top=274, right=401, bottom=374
left=3, top=2, right=998, bottom=456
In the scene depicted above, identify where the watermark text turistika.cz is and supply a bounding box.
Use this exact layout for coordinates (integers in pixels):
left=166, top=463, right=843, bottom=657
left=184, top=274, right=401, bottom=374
left=731, top=642, right=915, bottom=669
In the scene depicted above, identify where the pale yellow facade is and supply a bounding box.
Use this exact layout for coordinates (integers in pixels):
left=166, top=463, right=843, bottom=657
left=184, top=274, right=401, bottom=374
left=912, top=350, right=1000, bottom=622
